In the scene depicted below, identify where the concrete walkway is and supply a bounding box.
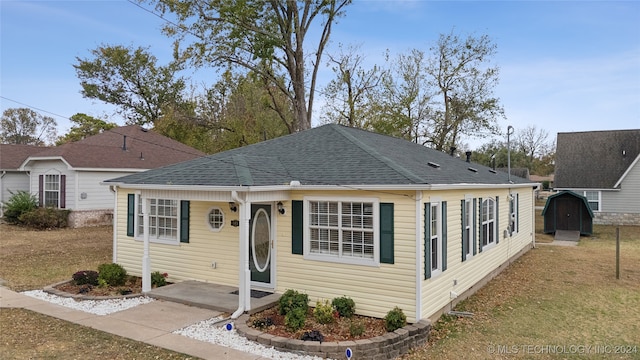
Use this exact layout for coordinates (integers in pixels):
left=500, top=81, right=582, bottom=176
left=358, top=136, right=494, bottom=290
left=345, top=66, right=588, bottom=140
left=0, top=286, right=268, bottom=360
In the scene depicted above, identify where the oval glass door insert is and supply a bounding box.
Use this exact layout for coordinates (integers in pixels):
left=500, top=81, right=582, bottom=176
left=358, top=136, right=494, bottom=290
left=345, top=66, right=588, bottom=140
left=251, top=208, right=271, bottom=272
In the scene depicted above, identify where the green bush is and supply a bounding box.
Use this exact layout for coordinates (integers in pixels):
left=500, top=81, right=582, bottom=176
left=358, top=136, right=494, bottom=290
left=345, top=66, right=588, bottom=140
left=332, top=296, right=356, bottom=318
left=284, top=307, right=307, bottom=332
left=72, top=270, right=99, bottom=286
left=278, top=289, right=309, bottom=315
left=97, top=263, right=127, bottom=286
left=18, top=207, right=69, bottom=229
left=349, top=319, right=365, bottom=337
left=313, top=300, right=334, bottom=324
left=384, top=306, right=407, bottom=332
left=151, top=271, right=168, bottom=287
left=3, top=190, right=37, bottom=224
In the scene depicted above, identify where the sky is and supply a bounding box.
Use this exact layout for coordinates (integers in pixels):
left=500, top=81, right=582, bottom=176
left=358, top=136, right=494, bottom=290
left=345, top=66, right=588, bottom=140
left=1, top=0, right=639, bottom=150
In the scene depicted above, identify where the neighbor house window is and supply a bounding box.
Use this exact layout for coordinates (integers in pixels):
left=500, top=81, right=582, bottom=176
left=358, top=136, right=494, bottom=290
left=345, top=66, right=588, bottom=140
left=481, top=198, right=496, bottom=248
left=44, top=174, right=60, bottom=207
left=136, top=197, right=179, bottom=242
left=583, top=191, right=600, bottom=211
left=207, top=207, right=224, bottom=231
left=304, top=197, right=378, bottom=266
left=509, top=193, right=519, bottom=235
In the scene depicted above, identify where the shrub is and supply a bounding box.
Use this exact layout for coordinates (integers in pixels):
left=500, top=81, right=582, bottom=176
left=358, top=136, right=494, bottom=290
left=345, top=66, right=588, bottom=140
left=151, top=271, right=168, bottom=287
left=278, top=289, right=309, bottom=315
left=349, top=319, right=365, bottom=337
left=72, top=270, right=99, bottom=286
left=384, top=306, right=407, bottom=332
left=313, top=300, right=334, bottom=324
left=300, top=330, right=324, bottom=342
left=331, top=296, right=356, bottom=318
left=284, top=307, right=307, bottom=332
left=18, top=207, right=69, bottom=229
left=3, top=190, right=37, bottom=224
left=252, top=317, right=274, bottom=329
left=97, top=263, right=127, bottom=286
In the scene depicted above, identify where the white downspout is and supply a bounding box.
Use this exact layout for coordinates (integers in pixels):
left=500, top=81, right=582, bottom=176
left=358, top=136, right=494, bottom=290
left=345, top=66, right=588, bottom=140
left=415, top=190, right=423, bottom=321
left=110, top=185, right=118, bottom=263
left=142, top=196, right=151, bottom=293
left=231, top=190, right=251, bottom=319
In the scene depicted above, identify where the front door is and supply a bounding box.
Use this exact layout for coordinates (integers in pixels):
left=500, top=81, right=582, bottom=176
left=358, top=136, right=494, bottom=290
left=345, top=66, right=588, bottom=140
left=250, top=204, right=272, bottom=286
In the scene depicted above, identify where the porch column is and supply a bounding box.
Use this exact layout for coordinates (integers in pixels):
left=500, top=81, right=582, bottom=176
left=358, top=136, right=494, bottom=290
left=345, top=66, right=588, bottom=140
left=142, top=197, right=151, bottom=293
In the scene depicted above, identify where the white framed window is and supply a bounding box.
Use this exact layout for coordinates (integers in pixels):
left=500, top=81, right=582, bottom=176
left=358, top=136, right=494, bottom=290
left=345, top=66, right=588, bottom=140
left=303, top=197, right=379, bottom=266
left=44, top=174, right=60, bottom=207
left=583, top=191, right=600, bottom=211
left=136, top=196, right=179, bottom=243
left=481, top=198, right=496, bottom=249
left=207, top=207, right=224, bottom=231
left=509, top=193, right=518, bottom=235
left=430, top=202, right=441, bottom=274
left=463, top=197, right=473, bottom=259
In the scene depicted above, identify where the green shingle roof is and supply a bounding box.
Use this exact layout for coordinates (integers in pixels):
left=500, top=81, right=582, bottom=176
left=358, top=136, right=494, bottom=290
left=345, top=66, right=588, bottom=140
left=105, top=124, right=531, bottom=187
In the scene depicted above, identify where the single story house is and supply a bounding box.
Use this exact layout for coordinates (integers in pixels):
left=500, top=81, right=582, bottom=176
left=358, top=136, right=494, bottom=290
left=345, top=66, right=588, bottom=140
left=0, top=144, right=48, bottom=217
left=18, top=125, right=205, bottom=227
left=104, top=124, right=538, bottom=323
left=554, top=129, right=640, bottom=226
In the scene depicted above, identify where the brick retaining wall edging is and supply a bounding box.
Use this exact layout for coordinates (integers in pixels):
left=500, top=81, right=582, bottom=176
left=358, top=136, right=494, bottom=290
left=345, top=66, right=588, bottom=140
left=235, top=314, right=431, bottom=360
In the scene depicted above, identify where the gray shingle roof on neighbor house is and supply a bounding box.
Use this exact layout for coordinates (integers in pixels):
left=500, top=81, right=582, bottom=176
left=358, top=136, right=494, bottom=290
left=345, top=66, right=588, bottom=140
left=105, top=124, right=533, bottom=187
left=554, top=129, right=640, bottom=189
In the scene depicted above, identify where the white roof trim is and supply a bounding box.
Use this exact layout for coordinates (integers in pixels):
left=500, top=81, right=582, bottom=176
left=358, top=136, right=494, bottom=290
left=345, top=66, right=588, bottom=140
left=613, top=153, right=640, bottom=188
left=19, top=156, right=72, bottom=170
left=555, top=188, right=620, bottom=192
left=103, top=181, right=539, bottom=193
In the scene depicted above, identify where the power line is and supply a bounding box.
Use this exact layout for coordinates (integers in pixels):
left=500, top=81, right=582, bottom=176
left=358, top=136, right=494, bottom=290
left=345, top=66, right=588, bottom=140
left=0, top=96, right=72, bottom=120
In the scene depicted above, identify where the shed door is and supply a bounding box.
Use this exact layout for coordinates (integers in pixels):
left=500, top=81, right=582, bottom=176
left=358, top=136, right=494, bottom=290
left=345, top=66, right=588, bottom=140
left=556, top=198, right=580, bottom=231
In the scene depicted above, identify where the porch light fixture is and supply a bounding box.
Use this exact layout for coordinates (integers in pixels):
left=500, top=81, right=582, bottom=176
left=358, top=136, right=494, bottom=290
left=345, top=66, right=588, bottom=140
left=277, top=201, right=285, bottom=215
left=229, top=202, right=237, bottom=212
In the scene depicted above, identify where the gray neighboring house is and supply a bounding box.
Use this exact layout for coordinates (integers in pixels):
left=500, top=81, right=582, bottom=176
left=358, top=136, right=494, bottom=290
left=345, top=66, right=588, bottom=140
left=0, top=144, right=48, bottom=217
left=17, top=125, right=205, bottom=227
left=554, top=129, right=640, bottom=225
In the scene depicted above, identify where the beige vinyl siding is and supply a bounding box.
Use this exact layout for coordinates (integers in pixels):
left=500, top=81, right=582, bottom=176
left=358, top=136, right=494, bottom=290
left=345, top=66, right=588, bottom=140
left=76, top=171, right=134, bottom=210
left=114, top=190, right=240, bottom=285
left=420, top=188, right=534, bottom=319
left=276, top=190, right=418, bottom=322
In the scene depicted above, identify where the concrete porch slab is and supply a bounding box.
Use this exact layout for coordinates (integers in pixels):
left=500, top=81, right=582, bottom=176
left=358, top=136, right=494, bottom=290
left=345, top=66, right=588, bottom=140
left=146, top=280, right=279, bottom=315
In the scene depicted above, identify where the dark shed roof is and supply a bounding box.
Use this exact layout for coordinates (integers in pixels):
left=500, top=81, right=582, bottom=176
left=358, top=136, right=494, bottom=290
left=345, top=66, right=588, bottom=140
left=106, top=124, right=533, bottom=187
left=554, top=129, right=640, bottom=189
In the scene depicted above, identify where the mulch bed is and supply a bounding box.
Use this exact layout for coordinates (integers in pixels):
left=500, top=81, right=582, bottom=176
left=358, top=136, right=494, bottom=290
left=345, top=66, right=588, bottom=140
left=247, top=306, right=388, bottom=342
left=54, top=276, right=144, bottom=297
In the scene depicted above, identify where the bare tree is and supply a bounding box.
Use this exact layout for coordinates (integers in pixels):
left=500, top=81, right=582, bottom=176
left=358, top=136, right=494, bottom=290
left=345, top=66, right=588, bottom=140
left=516, top=125, right=551, bottom=168
left=0, top=108, right=57, bottom=145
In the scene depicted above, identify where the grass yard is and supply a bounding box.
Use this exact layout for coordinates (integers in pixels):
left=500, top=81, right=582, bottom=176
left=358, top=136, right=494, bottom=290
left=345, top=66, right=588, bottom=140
left=1, top=215, right=639, bottom=359
left=404, top=219, right=640, bottom=359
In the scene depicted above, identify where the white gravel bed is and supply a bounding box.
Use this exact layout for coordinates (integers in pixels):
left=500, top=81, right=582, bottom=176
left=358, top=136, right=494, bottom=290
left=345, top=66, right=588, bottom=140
left=20, top=290, right=155, bottom=315
left=174, top=317, right=329, bottom=360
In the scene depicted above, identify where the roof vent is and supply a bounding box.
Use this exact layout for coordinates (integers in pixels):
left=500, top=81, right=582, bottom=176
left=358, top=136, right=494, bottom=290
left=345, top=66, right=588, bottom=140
left=468, top=167, right=478, bottom=173
left=489, top=169, right=497, bottom=174
left=428, top=161, right=441, bottom=168
left=465, top=151, right=472, bottom=163
left=122, top=135, right=127, bottom=151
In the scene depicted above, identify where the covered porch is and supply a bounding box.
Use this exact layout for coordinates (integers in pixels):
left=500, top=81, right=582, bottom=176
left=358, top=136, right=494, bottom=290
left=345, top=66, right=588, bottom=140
left=147, top=280, right=280, bottom=314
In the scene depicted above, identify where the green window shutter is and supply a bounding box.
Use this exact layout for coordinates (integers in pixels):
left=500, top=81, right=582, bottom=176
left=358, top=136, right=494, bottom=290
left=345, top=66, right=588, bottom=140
left=495, top=196, right=500, bottom=244
left=127, top=194, right=135, bottom=237
left=441, top=201, right=447, bottom=272
left=472, top=198, right=477, bottom=255
left=516, top=194, right=519, bottom=233
left=180, top=200, right=190, bottom=243
left=478, top=197, right=483, bottom=253
left=424, top=203, right=431, bottom=279
left=379, top=203, right=394, bottom=264
left=291, top=200, right=303, bottom=255
left=461, top=200, right=467, bottom=262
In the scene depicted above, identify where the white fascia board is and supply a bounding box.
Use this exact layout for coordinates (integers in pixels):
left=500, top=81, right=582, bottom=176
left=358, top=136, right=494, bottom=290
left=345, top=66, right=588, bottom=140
left=19, top=156, right=72, bottom=171
left=555, top=187, right=620, bottom=192
left=74, top=168, right=148, bottom=172
left=613, top=153, right=640, bottom=188
left=101, top=181, right=540, bottom=193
